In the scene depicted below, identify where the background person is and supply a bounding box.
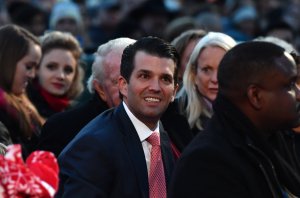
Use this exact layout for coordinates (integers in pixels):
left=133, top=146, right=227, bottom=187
left=177, top=32, right=236, bottom=135
left=170, top=29, right=207, bottom=90
left=27, top=31, right=84, bottom=119
left=0, top=24, right=44, bottom=158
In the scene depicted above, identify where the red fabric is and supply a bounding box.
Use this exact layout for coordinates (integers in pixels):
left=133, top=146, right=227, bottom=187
left=39, top=86, right=70, bottom=112
left=170, top=142, right=181, bottom=160
left=147, top=132, right=166, bottom=198
left=0, top=144, right=59, bottom=198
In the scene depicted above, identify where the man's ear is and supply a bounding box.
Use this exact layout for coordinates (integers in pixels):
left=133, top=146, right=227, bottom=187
left=247, top=84, right=264, bottom=110
left=93, top=79, right=107, bottom=102
left=118, top=76, right=128, bottom=99
left=171, top=83, right=179, bottom=102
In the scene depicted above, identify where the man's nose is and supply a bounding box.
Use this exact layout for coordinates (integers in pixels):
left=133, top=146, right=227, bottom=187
left=149, top=79, right=161, bottom=91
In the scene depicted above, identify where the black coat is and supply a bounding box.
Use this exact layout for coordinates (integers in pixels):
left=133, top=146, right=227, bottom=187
left=37, top=94, right=109, bottom=156
left=0, top=89, right=40, bottom=158
left=0, top=121, right=11, bottom=155
left=0, top=121, right=12, bottom=146
left=169, top=94, right=300, bottom=198
left=27, top=82, right=60, bottom=118
left=57, top=103, right=175, bottom=197
left=161, top=99, right=194, bottom=152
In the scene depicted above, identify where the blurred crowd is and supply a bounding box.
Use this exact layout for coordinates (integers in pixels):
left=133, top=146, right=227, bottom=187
left=0, top=0, right=299, bottom=53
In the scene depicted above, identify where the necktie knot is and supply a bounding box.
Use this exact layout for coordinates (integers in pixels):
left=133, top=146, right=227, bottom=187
left=147, top=132, right=160, bottom=146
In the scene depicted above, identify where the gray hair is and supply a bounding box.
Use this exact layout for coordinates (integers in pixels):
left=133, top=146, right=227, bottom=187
left=86, top=38, right=136, bottom=93
left=178, top=32, right=236, bottom=130
left=254, top=36, right=298, bottom=54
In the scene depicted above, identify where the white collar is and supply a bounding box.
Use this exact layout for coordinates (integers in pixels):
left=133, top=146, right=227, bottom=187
left=122, top=101, right=159, bottom=142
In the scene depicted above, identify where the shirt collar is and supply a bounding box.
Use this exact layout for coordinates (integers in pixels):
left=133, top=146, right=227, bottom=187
left=123, top=101, right=159, bottom=142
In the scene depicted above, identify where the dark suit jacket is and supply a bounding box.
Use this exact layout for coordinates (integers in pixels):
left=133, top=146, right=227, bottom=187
left=56, top=103, right=175, bottom=198
left=161, top=99, right=194, bottom=152
left=37, top=94, right=109, bottom=157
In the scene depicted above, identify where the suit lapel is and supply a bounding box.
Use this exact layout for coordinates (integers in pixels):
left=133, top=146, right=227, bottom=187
left=159, top=122, right=175, bottom=186
left=115, top=104, right=149, bottom=198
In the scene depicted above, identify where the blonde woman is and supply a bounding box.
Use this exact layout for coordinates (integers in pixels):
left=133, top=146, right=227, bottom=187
left=27, top=31, right=84, bottom=118
left=177, top=32, right=236, bottom=134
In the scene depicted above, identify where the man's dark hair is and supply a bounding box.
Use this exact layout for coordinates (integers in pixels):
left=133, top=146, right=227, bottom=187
left=218, top=41, right=289, bottom=97
left=120, top=36, right=179, bottom=85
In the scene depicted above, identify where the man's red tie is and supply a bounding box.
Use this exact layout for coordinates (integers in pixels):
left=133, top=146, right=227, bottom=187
left=147, top=131, right=167, bottom=198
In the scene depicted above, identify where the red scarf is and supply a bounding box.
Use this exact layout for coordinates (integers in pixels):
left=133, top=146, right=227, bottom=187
left=39, top=86, right=70, bottom=113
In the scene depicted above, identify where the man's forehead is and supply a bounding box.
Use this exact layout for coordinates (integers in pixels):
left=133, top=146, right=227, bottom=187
left=134, top=51, right=176, bottom=65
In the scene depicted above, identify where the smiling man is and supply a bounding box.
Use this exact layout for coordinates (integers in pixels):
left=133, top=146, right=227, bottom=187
left=56, top=37, right=179, bottom=198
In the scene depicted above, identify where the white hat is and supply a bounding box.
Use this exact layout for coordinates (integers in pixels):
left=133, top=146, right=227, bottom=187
left=49, top=1, right=82, bottom=29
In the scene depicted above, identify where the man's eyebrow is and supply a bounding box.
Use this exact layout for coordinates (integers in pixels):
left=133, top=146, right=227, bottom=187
left=137, top=69, right=151, bottom=73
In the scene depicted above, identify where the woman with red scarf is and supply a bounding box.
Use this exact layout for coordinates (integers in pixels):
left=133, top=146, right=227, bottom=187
left=0, top=25, right=45, bottom=158
left=27, top=31, right=84, bottom=118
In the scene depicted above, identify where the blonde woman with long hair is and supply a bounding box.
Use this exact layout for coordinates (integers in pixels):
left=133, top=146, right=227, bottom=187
left=177, top=32, right=236, bottom=134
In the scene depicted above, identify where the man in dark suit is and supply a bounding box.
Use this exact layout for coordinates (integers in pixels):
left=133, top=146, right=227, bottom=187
left=169, top=41, right=300, bottom=197
left=36, top=38, right=136, bottom=157
left=57, top=37, right=179, bottom=197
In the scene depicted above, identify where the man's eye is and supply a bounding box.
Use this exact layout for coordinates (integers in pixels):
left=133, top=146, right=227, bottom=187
left=162, top=76, right=172, bottom=83
left=111, top=79, right=118, bottom=85
left=140, top=74, right=149, bottom=79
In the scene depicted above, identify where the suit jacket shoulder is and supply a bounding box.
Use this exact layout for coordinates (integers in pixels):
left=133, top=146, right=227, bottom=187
left=37, top=94, right=108, bottom=156
left=57, top=104, right=149, bottom=198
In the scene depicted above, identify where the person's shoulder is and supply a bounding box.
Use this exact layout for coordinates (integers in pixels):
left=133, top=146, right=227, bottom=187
left=75, top=108, right=118, bottom=136
left=46, top=98, right=109, bottom=125
left=182, top=124, right=229, bottom=155
left=59, top=108, right=123, bottom=155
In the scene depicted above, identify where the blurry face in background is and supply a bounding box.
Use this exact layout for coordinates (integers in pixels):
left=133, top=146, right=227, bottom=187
left=195, top=46, right=226, bottom=102
left=140, top=14, right=169, bottom=38
left=179, top=38, right=200, bottom=83
left=267, top=29, right=294, bottom=44
left=12, top=43, right=41, bottom=95
left=30, top=14, right=47, bottom=36
left=55, top=17, right=78, bottom=35
left=95, top=51, right=122, bottom=108
left=38, top=49, right=76, bottom=96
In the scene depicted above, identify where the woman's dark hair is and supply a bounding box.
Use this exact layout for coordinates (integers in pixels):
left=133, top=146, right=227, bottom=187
left=0, top=24, right=40, bottom=92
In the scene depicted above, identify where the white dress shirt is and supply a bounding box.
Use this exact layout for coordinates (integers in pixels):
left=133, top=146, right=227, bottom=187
left=123, top=101, right=159, bottom=173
